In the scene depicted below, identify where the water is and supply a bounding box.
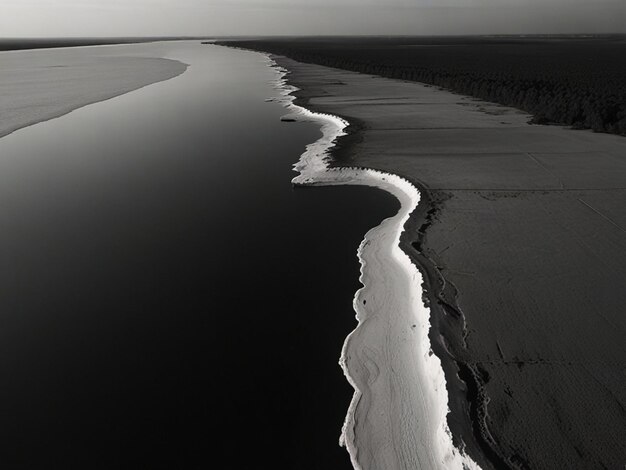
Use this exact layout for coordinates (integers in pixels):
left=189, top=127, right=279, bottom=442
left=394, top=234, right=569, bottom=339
left=0, top=42, right=398, bottom=468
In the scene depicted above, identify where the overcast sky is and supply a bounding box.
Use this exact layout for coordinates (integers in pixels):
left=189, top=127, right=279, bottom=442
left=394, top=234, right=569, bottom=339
left=2, top=0, right=625, bottom=37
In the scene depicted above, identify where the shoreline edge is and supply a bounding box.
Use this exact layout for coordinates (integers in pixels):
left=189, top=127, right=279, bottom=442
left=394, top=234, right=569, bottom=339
left=263, top=51, right=481, bottom=470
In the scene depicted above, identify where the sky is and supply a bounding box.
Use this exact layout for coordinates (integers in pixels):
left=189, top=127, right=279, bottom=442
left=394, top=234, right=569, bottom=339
left=1, top=0, right=625, bottom=37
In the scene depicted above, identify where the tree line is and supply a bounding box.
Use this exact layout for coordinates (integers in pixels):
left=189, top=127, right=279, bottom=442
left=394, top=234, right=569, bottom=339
left=222, top=38, right=626, bottom=136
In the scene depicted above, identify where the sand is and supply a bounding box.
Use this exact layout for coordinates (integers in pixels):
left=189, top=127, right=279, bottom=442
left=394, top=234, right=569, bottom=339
left=267, top=57, right=479, bottom=470
left=0, top=45, right=188, bottom=139
left=272, top=56, right=626, bottom=469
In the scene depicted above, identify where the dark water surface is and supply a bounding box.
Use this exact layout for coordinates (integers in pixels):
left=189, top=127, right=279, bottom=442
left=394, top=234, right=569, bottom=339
left=0, top=42, right=398, bottom=468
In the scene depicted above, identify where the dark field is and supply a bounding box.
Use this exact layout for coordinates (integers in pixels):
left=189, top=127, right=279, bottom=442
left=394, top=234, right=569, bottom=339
left=220, top=35, right=626, bottom=136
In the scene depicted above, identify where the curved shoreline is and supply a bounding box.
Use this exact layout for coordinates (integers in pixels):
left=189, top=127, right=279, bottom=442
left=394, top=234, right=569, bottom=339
left=265, top=55, right=480, bottom=470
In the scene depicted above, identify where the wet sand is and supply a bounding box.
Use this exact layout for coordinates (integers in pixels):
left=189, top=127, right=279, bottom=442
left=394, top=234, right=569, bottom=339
left=274, top=56, right=626, bottom=469
left=0, top=45, right=188, bottom=139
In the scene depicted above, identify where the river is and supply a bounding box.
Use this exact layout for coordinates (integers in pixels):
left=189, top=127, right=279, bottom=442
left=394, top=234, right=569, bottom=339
left=0, top=42, right=398, bottom=468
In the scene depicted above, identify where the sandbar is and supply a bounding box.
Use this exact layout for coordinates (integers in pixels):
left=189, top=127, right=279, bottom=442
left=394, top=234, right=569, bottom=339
left=0, top=45, right=188, bottom=139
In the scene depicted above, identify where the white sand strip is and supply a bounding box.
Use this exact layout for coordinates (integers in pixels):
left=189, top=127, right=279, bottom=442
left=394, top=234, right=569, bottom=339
left=265, top=55, right=481, bottom=470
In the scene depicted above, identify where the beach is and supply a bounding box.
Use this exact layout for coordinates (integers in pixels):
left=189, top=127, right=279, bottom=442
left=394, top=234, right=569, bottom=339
left=268, top=55, right=626, bottom=469
left=269, top=57, right=482, bottom=469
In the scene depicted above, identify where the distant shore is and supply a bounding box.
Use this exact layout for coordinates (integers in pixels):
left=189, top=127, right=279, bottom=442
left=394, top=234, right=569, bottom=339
left=0, top=37, right=208, bottom=52
left=242, top=49, right=626, bottom=469
left=0, top=44, right=187, bottom=139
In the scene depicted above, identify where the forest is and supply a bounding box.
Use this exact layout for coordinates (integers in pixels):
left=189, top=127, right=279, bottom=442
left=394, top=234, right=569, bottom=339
left=223, top=36, right=626, bottom=136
